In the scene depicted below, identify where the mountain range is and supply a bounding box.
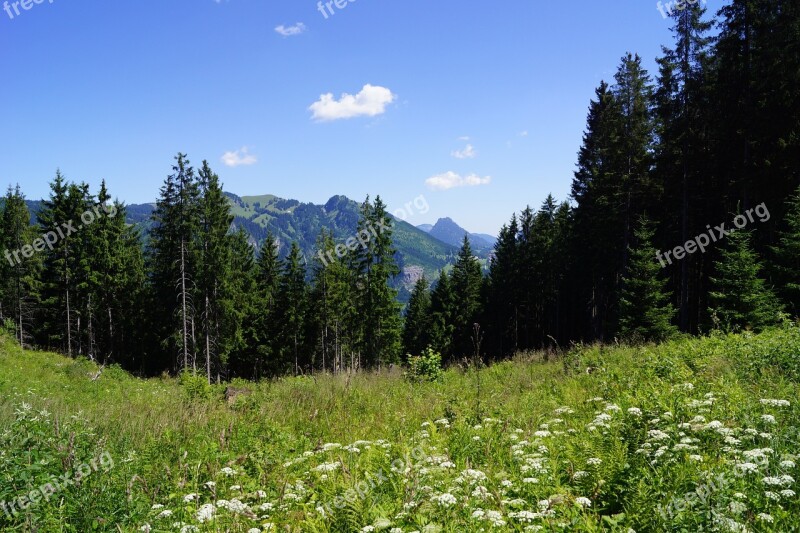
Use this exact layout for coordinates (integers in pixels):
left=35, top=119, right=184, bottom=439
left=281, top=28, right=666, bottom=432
left=23, top=193, right=496, bottom=300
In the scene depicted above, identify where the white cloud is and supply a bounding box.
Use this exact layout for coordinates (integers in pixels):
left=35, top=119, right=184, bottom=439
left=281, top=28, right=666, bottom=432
left=221, top=146, right=258, bottom=167
left=309, top=84, right=396, bottom=121
left=275, top=23, right=307, bottom=37
left=425, top=171, right=492, bottom=191
left=451, top=143, right=476, bottom=159
left=519, top=130, right=528, bottom=137
left=458, top=136, right=470, bottom=141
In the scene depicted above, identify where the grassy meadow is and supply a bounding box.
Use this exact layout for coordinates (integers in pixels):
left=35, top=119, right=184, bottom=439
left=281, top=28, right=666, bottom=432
left=2, top=328, right=800, bottom=531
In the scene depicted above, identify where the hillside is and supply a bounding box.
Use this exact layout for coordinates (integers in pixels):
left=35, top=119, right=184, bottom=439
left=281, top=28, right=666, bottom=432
left=2, top=328, right=800, bottom=531
left=418, top=217, right=496, bottom=251
left=23, top=194, right=463, bottom=294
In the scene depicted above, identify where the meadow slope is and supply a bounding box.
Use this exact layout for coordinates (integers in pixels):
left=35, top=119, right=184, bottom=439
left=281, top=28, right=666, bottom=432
left=1, top=329, right=800, bottom=532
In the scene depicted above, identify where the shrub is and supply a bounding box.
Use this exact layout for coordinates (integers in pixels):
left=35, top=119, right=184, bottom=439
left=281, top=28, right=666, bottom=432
left=405, top=347, right=443, bottom=382
left=178, top=370, right=213, bottom=400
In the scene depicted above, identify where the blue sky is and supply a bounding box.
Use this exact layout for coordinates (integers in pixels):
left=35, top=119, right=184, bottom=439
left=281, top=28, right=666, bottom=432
left=0, top=0, right=721, bottom=234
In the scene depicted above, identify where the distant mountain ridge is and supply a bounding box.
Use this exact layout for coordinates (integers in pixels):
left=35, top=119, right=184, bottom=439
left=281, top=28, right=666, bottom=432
left=418, top=217, right=496, bottom=251
left=23, top=193, right=488, bottom=300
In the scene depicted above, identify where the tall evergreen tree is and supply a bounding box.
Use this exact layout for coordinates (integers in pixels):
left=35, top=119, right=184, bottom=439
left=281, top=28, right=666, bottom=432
left=654, top=2, right=713, bottom=332
left=197, top=161, right=234, bottom=382
left=709, top=228, right=781, bottom=332
left=0, top=185, right=40, bottom=348
left=619, top=216, right=677, bottom=342
left=275, top=242, right=307, bottom=375
left=429, top=270, right=455, bottom=358
left=402, top=275, right=431, bottom=358
left=351, top=196, right=401, bottom=368
left=38, top=174, right=91, bottom=355
left=771, top=186, right=800, bottom=316
left=450, top=236, right=483, bottom=358
left=148, top=154, right=201, bottom=372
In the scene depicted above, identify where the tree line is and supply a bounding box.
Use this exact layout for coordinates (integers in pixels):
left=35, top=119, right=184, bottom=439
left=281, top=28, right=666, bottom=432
left=1, top=0, right=799, bottom=377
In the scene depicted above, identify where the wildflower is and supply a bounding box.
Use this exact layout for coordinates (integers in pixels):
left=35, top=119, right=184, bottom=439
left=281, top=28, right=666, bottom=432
left=575, top=497, right=592, bottom=508
left=523, top=477, right=539, bottom=484
left=218, top=467, right=237, bottom=477
left=314, top=462, right=340, bottom=473
left=196, top=503, right=217, bottom=524
left=587, top=457, right=602, bottom=466
left=761, top=414, right=777, bottom=425
left=627, top=407, right=642, bottom=417
left=183, top=493, right=198, bottom=503
left=432, top=493, right=457, bottom=507
left=648, top=430, right=670, bottom=441
left=760, top=399, right=790, bottom=407
left=757, top=513, right=774, bottom=523
left=156, top=510, right=173, bottom=519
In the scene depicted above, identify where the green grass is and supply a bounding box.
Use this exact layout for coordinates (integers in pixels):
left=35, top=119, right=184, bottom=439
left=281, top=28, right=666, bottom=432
left=2, top=328, right=800, bottom=531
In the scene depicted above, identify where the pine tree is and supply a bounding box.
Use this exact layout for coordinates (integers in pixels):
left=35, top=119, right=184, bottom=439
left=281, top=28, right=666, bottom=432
left=38, top=173, right=91, bottom=355
left=84, top=181, right=144, bottom=365
left=571, top=81, right=624, bottom=341
left=0, top=185, right=40, bottom=348
left=429, top=270, right=455, bottom=358
left=225, top=228, right=257, bottom=380
left=148, top=154, right=201, bottom=372
left=197, top=161, right=234, bottom=382
left=351, top=196, right=401, bottom=368
left=709, top=228, right=781, bottom=332
left=402, top=275, right=431, bottom=358
left=251, top=232, right=281, bottom=377
left=450, top=235, right=483, bottom=358
left=275, top=242, right=307, bottom=375
left=772, top=186, right=800, bottom=316
left=486, top=214, right=520, bottom=357
left=655, top=1, right=713, bottom=332
left=619, top=216, right=677, bottom=342
left=309, top=229, right=358, bottom=373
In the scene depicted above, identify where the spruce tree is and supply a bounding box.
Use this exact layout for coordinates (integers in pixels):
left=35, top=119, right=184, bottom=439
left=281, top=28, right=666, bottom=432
left=772, top=186, right=800, bottom=316
left=402, top=275, right=431, bottom=358
left=450, top=235, right=483, bottom=358
left=351, top=196, right=401, bottom=368
left=197, top=161, right=234, bottom=382
left=486, top=214, right=520, bottom=357
left=0, top=185, right=40, bottom=348
left=252, top=232, right=281, bottom=377
left=275, top=242, right=307, bottom=375
left=429, top=270, right=455, bottom=358
left=619, top=216, right=677, bottom=342
left=709, top=228, right=781, bottom=332
left=38, top=174, right=90, bottom=355
left=148, top=154, right=201, bottom=372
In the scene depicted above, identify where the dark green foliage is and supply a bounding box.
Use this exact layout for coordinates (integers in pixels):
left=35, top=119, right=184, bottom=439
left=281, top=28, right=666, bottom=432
left=450, top=236, right=483, bottom=358
left=402, top=275, right=431, bottom=358
left=709, top=228, right=781, bottom=332
left=619, top=216, right=678, bottom=342
left=771, top=187, right=800, bottom=316
left=274, top=242, right=307, bottom=375
left=0, top=185, right=40, bottom=349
